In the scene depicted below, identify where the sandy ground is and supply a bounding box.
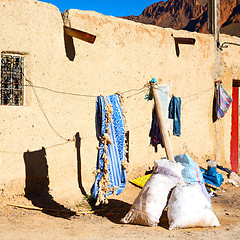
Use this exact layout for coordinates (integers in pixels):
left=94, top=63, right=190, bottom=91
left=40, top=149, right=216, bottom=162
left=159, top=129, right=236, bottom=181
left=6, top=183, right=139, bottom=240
left=0, top=180, right=239, bottom=240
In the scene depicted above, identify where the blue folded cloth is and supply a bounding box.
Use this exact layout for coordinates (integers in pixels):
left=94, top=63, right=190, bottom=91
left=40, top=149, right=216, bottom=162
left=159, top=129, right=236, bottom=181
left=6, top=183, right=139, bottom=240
left=202, top=167, right=224, bottom=188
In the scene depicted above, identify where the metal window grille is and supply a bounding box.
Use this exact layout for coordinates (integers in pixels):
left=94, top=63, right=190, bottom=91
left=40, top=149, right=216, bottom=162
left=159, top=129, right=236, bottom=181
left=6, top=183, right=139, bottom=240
left=1, top=54, right=24, bottom=106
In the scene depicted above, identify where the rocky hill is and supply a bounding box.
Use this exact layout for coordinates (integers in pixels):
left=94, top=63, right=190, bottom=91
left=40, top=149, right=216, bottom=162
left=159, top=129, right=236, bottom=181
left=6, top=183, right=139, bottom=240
left=123, top=0, right=240, bottom=34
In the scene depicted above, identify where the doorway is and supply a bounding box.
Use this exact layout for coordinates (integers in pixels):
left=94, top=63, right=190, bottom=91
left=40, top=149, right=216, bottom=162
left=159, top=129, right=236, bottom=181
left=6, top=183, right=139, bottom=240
left=230, top=80, right=240, bottom=173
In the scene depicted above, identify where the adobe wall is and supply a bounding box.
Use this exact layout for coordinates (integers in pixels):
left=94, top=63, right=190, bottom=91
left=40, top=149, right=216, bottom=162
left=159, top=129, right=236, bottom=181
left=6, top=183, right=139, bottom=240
left=0, top=0, right=239, bottom=204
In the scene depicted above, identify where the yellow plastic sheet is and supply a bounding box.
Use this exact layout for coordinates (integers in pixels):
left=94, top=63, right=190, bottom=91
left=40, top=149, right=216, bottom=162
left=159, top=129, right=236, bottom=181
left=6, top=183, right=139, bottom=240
left=130, top=174, right=151, bottom=188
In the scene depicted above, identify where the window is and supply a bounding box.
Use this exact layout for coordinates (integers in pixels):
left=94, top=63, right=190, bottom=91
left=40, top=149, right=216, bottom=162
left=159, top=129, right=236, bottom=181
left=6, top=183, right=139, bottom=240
left=1, top=54, right=24, bottom=106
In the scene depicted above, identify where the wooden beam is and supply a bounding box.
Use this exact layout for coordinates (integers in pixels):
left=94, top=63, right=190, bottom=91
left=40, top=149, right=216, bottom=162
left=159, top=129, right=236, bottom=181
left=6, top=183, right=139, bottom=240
left=174, top=37, right=196, bottom=45
left=150, top=81, right=174, bottom=161
left=64, top=26, right=96, bottom=44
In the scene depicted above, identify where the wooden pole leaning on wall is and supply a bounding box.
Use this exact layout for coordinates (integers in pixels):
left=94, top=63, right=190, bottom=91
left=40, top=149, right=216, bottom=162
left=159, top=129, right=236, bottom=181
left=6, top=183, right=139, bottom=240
left=150, top=81, right=174, bottom=161
left=209, top=0, right=221, bottom=164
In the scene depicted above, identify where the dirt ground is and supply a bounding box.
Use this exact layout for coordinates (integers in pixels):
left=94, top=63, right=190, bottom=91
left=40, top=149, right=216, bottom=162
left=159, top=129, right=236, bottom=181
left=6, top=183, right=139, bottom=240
left=0, top=180, right=239, bottom=240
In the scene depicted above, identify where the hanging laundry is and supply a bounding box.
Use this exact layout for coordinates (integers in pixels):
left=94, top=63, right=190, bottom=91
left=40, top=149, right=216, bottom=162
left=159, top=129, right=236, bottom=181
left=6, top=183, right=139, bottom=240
left=91, top=94, right=127, bottom=205
left=168, top=96, right=181, bottom=136
left=149, top=107, right=164, bottom=152
left=214, top=82, right=232, bottom=120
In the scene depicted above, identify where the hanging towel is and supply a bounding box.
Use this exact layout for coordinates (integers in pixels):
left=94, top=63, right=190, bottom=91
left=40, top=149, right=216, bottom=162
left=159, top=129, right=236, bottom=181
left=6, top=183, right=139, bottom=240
left=215, top=83, right=232, bottom=120
left=168, top=96, right=181, bottom=136
left=91, top=95, right=126, bottom=202
left=149, top=107, right=164, bottom=151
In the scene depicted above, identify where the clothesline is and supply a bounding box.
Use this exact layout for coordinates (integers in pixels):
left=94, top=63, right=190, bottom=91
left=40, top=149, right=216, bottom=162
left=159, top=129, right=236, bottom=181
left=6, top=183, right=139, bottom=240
left=0, top=140, right=73, bottom=154
left=157, top=85, right=214, bottom=100
left=24, top=78, right=215, bottom=102
left=0, top=83, right=225, bottom=154
left=25, top=77, right=217, bottom=142
left=24, top=78, right=147, bottom=100
left=1, top=77, right=221, bottom=151
left=26, top=79, right=73, bottom=142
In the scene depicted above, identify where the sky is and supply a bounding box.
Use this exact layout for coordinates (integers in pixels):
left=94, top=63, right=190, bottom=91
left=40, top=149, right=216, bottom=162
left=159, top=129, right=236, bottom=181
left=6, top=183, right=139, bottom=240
left=40, top=0, right=162, bottom=17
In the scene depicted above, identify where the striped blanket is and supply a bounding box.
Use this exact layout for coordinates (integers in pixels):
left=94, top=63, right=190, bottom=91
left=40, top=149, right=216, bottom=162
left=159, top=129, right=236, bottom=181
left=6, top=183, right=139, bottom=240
left=91, top=95, right=126, bottom=201
left=216, top=83, right=232, bottom=119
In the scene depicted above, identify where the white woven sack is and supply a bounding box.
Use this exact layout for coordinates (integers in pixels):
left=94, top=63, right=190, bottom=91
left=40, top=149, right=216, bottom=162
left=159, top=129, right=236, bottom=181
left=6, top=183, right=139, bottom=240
left=167, top=182, right=220, bottom=230
left=121, top=159, right=184, bottom=226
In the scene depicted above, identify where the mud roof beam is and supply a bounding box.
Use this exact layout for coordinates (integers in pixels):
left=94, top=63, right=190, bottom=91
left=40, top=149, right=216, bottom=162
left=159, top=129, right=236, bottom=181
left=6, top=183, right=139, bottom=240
left=174, top=37, right=196, bottom=45
left=64, top=26, right=96, bottom=44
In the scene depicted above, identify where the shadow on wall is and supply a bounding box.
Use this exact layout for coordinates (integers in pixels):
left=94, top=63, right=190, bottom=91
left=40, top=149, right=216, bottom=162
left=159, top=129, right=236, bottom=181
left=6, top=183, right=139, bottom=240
left=175, top=42, right=180, bottom=57
left=23, top=147, right=75, bottom=219
left=64, top=32, right=75, bottom=61
left=212, top=87, right=217, bottom=123
left=75, top=132, right=87, bottom=196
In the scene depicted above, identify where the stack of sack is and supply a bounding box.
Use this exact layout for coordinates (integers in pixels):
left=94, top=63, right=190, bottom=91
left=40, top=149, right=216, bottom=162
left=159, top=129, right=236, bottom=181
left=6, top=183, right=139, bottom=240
left=121, top=154, right=220, bottom=230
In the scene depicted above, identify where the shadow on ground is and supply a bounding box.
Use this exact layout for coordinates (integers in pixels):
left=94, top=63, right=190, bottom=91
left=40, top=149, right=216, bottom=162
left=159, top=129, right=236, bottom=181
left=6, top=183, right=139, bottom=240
left=23, top=147, right=75, bottom=219
left=89, top=197, right=169, bottom=229
left=89, top=198, right=131, bottom=224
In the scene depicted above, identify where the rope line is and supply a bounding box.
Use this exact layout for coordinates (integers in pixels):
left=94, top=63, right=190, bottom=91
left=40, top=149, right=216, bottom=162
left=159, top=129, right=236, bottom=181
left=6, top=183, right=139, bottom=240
left=219, top=41, right=240, bottom=50
left=181, top=86, right=214, bottom=99
left=23, top=77, right=148, bottom=99
left=24, top=81, right=98, bottom=98
left=26, top=79, right=74, bottom=142
left=0, top=139, right=74, bottom=154
left=126, top=88, right=147, bottom=99
left=157, top=85, right=214, bottom=100
left=24, top=74, right=215, bottom=102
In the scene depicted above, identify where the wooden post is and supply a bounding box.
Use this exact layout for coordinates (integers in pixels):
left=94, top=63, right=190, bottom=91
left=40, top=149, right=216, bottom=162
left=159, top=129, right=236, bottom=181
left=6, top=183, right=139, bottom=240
left=150, top=81, right=174, bottom=161
left=208, top=0, right=220, bottom=41
left=214, top=0, right=221, bottom=165
left=209, top=0, right=221, bottom=164
left=208, top=0, right=213, bottom=34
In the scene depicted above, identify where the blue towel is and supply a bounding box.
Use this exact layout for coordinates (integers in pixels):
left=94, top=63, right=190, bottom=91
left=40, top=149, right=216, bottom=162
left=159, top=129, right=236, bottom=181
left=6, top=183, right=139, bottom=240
left=169, top=96, right=181, bottom=136
left=91, top=95, right=126, bottom=199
